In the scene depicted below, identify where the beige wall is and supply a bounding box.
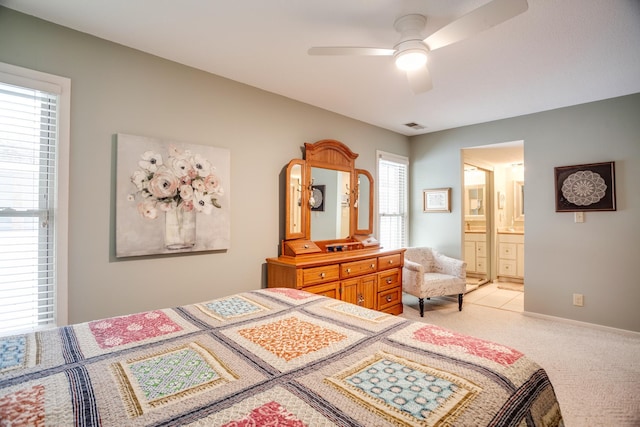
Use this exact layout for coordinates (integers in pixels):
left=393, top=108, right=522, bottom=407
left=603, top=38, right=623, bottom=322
left=0, top=8, right=409, bottom=323
left=410, top=94, right=640, bottom=332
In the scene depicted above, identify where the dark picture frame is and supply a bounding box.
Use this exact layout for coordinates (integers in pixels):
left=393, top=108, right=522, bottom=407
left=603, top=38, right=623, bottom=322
left=554, top=161, right=616, bottom=212
left=310, top=184, right=325, bottom=212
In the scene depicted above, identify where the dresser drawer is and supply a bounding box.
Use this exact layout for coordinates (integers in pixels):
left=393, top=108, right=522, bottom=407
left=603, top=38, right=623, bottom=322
left=302, top=265, right=340, bottom=286
left=377, top=268, right=400, bottom=292
left=303, top=281, right=339, bottom=299
left=378, top=254, right=402, bottom=271
left=377, top=287, right=402, bottom=311
left=341, top=258, right=377, bottom=278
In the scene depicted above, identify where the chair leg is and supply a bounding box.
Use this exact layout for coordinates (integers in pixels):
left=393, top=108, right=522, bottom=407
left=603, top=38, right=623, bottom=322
left=458, top=293, right=463, bottom=311
left=418, top=298, right=425, bottom=317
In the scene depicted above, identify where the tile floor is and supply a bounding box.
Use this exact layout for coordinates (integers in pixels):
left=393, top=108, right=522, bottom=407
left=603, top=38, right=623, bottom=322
left=406, top=281, right=524, bottom=313
left=464, top=281, right=524, bottom=312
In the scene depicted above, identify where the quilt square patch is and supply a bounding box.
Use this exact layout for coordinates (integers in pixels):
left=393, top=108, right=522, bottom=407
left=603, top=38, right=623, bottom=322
left=182, top=386, right=337, bottom=426
left=112, top=342, right=238, bottom=417
left=0, top=333, right=39, bottom=373
left=238, top=316, right=346, bottom=362
left=265, top=288, right=317, bottom=301
left=0, top=335, right=27, bottom=372
left=412, top=324, right=523, bottom=366
left=196, top=295, right=269, bottom=321
left=222, top=313, right=364, bottom=372
left=0, top=385, right=45, bottom=425
left=89, top=310, right=183, bottom=349
left=326, top=351, right=481, bottom=426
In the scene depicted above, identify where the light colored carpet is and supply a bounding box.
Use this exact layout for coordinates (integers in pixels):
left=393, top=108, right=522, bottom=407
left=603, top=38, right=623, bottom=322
left=401, top=295, right=640, bottom=427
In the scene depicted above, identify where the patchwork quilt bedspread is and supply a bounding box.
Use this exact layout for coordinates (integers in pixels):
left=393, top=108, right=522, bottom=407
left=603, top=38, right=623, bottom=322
left=0, top=288, right=563, bottom=426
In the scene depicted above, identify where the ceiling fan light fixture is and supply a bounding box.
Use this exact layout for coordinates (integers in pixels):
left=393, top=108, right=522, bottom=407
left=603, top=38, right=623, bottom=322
left=395, top=49, right=427, bottom=71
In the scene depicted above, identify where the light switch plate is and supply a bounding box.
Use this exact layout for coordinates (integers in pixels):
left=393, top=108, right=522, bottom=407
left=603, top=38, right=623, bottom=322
left=574, top=212, right=584, bottom=223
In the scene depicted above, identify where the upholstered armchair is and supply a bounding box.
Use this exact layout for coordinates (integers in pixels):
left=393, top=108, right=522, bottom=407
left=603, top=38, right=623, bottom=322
left=402, top=247, right=467, bottom=317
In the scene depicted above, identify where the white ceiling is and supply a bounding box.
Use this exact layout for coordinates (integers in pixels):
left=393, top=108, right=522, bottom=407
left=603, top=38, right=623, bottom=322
left=2, top=0, right=639, bottom=136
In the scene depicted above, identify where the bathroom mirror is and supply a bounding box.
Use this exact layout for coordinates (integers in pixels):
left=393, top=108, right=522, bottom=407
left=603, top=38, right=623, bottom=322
left=464, top=166, right=486, bottom=221
left=514, top=180, right=525, bottom=221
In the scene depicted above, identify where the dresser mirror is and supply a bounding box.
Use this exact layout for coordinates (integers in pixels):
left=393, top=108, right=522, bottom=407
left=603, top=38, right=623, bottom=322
left=355, top=169, right=374, bottom=235
left=309, top=167, right=351, bottom=241
left=284, top=139, right=376, bottom=250
left=285, top=159, right=306, bottom=240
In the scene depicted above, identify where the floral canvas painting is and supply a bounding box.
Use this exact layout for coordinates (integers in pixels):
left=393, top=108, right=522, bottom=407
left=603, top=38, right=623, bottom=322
left=116, top=134, right=231, bottom=257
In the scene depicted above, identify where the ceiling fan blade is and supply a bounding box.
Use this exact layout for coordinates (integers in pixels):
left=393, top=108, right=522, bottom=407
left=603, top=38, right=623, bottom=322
left=406, top=65, right=433, bottom=94
left=308, top=47, right=395, bottom=56
left=424, top=0, right=528, bottom=51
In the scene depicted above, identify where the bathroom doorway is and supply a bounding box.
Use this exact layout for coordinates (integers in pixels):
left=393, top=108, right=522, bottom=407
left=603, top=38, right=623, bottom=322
left=462, top=141, right=524, bottom=287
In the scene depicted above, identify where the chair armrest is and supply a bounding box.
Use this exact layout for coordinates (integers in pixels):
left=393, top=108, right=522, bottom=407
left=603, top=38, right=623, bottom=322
left=432, top=253, right=467, bottom=279
left=402, top=260, right=424, bottom=288
left=403, top=259, right=423, bottom=273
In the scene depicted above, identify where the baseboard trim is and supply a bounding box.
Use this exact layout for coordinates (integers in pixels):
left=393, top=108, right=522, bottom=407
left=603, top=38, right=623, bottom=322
left=523, top=311, right=640, bottom=337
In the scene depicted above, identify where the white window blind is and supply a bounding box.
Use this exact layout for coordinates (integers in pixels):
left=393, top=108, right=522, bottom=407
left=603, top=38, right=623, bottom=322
left=0, top=64, right=69, bottom=336
left=377, top=151, right=408, bottom=250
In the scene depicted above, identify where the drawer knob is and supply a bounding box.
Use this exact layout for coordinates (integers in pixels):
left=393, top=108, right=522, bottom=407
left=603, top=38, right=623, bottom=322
left=320, top=272, right=326, bottom=278
left=370, top=263, right=375, bottom=269
left=387, top=278, right=392, bottom=284
left=388, top=260, right=393, bottom=264
left=304, top=244, right=309, bottom=249
left=386, top=295, right=393, bottom=302
left=346, top=268, right=351, bottom=273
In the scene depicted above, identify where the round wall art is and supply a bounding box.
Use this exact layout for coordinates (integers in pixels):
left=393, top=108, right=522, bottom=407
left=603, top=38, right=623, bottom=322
left=554, top=161, right=616, bottom=212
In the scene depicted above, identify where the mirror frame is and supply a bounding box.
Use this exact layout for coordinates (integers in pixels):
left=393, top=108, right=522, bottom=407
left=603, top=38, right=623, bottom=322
left=284, top=159, right=306, bottom=240
left=354, top=169, right=374, bottom=235
left=284, top=139, right=375, bottom=242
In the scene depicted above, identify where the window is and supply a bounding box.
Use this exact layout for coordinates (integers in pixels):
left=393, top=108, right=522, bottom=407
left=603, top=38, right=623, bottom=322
left=377, top=151, right=408, bottom=249
left=0, top=63, right=69, bottom=335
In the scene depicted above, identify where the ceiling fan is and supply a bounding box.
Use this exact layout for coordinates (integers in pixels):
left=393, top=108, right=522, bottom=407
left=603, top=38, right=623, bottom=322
left=308, top=0, right=528, bottom=94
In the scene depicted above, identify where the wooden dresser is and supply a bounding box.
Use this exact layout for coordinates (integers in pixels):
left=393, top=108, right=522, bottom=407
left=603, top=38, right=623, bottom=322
left=267, top=247, right=405, bottom=315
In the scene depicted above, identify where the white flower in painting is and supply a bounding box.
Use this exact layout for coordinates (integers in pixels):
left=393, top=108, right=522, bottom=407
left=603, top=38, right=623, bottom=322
left=148, top=167, right=179, bottom=199
left=192, top=154, right=212, bottom=176
left=192, top=179, right=206, bottom=193
left=138, top=151, right=163, bottom=172
left=179, top=184, right=195, bottom=201
left=131, top=170, right=150, bottom=191
left=205, top=174, right=224, bottom=197
left=168, top=155, right=193, bottom=178
left=137, top=200, right=159, bottom=219
left=194, top=190, right=214, bottom=214
left=127, top=323, right=143, bottom=331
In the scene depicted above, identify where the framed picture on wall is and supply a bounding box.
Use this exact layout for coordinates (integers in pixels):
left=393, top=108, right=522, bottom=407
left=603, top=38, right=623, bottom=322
left=554, top=161, right=616, bottom=212
left=423, top=188, right=451, bottom=213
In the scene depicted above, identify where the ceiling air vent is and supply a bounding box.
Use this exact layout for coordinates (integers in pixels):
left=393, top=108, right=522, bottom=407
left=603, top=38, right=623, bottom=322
left=404, top=122, right=426, bottom=130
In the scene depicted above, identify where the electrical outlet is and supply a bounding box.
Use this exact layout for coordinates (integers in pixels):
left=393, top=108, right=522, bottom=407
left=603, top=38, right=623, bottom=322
left=573, top=293, right=584, bottom=307
left=574, top=212, right=584, bottom=223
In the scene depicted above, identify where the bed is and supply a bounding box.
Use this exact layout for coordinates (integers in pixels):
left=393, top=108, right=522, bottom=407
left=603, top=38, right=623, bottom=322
left=0, top=288, right=563, bottom=426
